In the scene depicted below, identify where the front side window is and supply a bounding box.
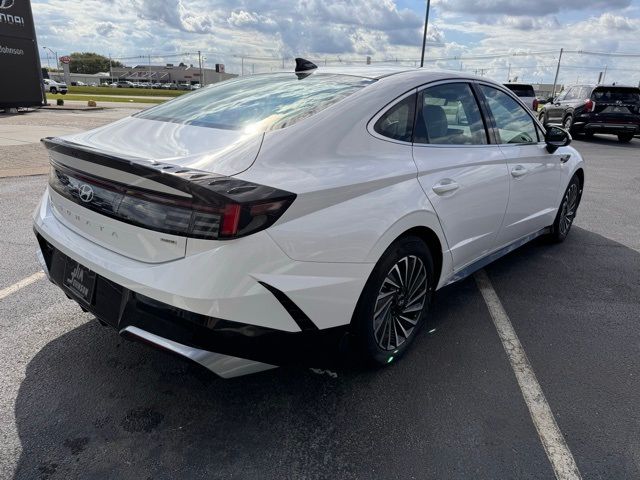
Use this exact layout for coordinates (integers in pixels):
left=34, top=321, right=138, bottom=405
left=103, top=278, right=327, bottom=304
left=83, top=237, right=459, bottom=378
left=479, top=85, right=538, bottom=144
left=414, top=83, right=488, bottom=145
left=137, top=73, right=375, bottom=132
left=374, top=93, right=416, bottom=142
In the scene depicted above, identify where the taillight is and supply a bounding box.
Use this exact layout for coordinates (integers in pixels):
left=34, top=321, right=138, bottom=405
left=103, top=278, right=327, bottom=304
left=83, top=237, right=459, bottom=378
left=533, top=99, right=539, bottom=111
left=584, top=99, right=595, bottom=113
left=48, top=164, right=296, bottom=240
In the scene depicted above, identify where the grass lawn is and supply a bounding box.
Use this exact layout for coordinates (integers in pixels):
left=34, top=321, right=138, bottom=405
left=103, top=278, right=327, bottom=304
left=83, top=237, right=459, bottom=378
left=47, top=94, right=166, bottom=104
left=69, top=86, right=185, bottom=97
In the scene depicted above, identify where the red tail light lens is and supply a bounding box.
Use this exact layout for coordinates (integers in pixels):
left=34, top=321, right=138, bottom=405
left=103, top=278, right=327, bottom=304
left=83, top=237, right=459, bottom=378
left=533, top=99, right=539, bottom=111
left=584, top=99, right=595, bottom=112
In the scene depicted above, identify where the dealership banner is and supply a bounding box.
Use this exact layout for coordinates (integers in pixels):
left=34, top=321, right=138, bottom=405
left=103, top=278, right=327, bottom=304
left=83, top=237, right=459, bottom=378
left=0, top=0, right=44, bottom=108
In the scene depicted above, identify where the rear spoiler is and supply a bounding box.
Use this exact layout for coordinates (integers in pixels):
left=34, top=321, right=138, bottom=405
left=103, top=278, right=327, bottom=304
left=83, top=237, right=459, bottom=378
left=42, top=137, right=293, bottom=206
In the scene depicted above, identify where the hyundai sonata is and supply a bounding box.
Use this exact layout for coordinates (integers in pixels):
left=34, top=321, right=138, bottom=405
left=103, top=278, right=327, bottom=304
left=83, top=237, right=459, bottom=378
left=33, top=59, right=584, bottom=377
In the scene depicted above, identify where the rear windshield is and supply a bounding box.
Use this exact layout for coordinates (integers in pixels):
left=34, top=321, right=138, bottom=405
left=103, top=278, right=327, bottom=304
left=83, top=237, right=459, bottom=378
left=591, top=87, right=640, bottom=104
left=136, top=73, right=375, bottom=132
left=504, top=84, right=535, bottom=98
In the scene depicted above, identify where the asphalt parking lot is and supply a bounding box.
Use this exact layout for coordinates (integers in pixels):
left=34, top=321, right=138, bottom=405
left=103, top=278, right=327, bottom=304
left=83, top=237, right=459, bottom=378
left=1, top=108, right=639, bottom=479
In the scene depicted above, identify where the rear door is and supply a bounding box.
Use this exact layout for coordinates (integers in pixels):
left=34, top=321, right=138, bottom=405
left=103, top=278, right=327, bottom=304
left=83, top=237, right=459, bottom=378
left=412, top=81, right=510, bottom=271
left=477, top=84, right=562, bottom=247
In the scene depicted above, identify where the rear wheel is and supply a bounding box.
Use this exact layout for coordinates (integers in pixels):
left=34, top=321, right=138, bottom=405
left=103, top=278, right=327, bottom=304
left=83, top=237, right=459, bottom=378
left=548, top=175, right=582, bottom=243
left=351, top=236, right=434, bottom=367
left=563, top=115, right=573, bottom=132
left=618, top=133, right=634, bottom=143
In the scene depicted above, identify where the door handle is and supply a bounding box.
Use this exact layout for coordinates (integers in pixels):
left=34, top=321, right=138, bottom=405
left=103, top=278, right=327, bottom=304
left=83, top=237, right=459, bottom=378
left=432, top=180, right=460, bottom=195
left=511, top=165, right=528, bottom=178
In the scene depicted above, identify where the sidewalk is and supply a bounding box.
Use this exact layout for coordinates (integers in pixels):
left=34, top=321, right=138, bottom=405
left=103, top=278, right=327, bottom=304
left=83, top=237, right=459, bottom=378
left=0, top=106, right=142, bottom=178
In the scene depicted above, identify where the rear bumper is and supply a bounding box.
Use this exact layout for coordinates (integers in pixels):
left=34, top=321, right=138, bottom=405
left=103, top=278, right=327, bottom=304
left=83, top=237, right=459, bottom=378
left=33, top=190, right=371, bottom=376
left=574, top=120, right=640, bottom=134
left=35, top=232, right=350, bottom=376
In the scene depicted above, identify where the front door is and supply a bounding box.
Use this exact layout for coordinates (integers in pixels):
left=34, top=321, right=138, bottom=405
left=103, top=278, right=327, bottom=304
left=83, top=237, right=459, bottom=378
left=477, top=84, right=563, bottom=247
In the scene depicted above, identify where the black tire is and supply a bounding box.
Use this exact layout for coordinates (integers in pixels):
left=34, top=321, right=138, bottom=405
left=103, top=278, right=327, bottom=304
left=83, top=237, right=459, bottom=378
left=548, top=175, right=582, bottom=243
left=50, top=87, right=57, bottom=94
left=61, top=91, right=67, bottom=96
left=618, top=134, right=634, bottom=143
left=351, top=236, right=434, bottom=367
left=562, top=114, right=574, bottom=133
left=538, top=112, right=547, bottom=126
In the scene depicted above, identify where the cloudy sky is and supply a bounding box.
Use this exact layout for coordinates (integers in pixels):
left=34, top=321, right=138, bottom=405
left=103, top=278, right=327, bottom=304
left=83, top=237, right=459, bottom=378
left=33, top=0, right=640, bottom=85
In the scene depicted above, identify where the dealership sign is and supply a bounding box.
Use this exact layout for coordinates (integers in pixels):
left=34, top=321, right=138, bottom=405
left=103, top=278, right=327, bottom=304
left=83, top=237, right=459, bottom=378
left=0, top=0, right=44, bottom=108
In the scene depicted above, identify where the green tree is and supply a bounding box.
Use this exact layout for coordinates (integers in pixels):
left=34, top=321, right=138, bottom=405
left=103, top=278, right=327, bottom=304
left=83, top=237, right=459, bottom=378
left=69, top=52, right=124, bottom=74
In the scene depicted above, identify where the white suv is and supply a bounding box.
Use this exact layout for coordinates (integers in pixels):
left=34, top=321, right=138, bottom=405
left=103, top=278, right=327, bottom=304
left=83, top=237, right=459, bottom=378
left=43, top=78, right=68, bottom=95
left=34, top=62, right=584, bottom=377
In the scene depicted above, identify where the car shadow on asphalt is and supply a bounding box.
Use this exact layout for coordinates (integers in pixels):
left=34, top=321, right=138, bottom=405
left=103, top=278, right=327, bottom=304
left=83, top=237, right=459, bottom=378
left=12, top=227, right=639, bottom=479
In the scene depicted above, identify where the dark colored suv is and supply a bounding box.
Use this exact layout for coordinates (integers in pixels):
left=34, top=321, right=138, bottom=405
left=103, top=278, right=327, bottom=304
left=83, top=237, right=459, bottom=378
left=539, top=84, right=640, bottom=142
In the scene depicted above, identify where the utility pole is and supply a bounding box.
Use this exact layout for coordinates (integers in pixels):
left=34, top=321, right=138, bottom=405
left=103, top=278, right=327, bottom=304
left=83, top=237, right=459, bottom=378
left=198, top=50, right=203, bottom=86
left=420, top=0, right=431, bottom=67
left=551, top=48, right=563, bottom=99
left=602, top=65, right=608, bottom=84
left=507, top=63, right=511, bottom=82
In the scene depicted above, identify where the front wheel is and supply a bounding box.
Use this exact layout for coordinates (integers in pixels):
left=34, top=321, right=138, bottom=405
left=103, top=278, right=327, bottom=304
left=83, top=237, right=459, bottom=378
left=49, top=87, right=57, bottom=94
left=548, top=175, right=582, bottom=243
left=351, top=236, right=434, bottom=367
left=618, top=133, right=634, bottom=143
left=538, top=112, right=547, bottom=126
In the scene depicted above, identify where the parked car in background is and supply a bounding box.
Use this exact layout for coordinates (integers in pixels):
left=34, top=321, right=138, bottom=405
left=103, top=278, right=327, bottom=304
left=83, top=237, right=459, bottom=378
left=116, top=81, right=135, bottom=88
left=34, top=63, right=584, bottom=377
left=539, top=84, right=640, bottom=142
left=504, top=83, right=538, bottom=112
left=43, top=79, right=68, bottom=95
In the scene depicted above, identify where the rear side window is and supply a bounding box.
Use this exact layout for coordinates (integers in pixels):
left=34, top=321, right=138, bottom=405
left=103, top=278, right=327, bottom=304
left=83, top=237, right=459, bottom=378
left=591, top=87, right=640, bottom=104
left=505, top=84, right=535, bottom=98
left=137, top=73, right=375, bottom=132
left=414, top=83, right=488, bottom=145
left=480, top=85, right=538, bottom=144
left=374, top=94, right=416, bottom=142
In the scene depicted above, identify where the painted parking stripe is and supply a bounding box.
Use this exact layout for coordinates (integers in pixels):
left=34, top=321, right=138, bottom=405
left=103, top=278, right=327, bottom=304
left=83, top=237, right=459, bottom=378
left=0, top=272, right=45, bottom=301
left=474, top=269, right=582, bottom=480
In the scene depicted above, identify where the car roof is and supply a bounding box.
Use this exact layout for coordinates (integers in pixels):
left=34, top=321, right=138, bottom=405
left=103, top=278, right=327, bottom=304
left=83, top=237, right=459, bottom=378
left=283, top=65, right=493, bottom=85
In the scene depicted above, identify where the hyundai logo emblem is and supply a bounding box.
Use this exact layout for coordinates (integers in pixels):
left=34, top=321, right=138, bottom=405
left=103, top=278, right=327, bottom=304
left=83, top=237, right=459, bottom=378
left=0, top=0, right=15, bottom=10
left=78, top=184, right=94, bottom=203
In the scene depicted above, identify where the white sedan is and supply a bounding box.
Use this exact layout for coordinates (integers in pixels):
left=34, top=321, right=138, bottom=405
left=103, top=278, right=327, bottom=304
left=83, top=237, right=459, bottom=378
left=33, top=60, right=584, bottom=377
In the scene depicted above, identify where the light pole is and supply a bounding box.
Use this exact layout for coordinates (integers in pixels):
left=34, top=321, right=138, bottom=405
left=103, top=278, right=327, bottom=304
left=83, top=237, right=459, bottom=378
left=42, top=46, right=58, bottom=70
left=420, top=0, right=431, bottom=68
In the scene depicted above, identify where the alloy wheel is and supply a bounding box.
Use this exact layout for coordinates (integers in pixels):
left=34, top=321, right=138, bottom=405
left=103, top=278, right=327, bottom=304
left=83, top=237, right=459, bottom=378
left=372, top=255, right=427, bottom=351
left=563, top=116, right=573, bottom=130
left=559, top=183, right=579, bottom=236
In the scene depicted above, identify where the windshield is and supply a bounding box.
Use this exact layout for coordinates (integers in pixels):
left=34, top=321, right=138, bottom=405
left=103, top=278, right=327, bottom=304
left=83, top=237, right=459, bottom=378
left=136, top=73, right=375, bottom=133
left=591, top=87, right=640, bottom=104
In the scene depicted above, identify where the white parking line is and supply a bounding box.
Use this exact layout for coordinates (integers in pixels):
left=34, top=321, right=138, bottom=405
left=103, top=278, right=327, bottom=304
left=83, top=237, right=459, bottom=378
left=474, top=269, right=582, bottom=480
left=0, top=272, right=45, bottom=301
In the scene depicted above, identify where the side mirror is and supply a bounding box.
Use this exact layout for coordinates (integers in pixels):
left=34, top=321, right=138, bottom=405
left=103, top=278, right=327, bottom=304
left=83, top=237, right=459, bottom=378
left=545, top=126, right=571, bottom=153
